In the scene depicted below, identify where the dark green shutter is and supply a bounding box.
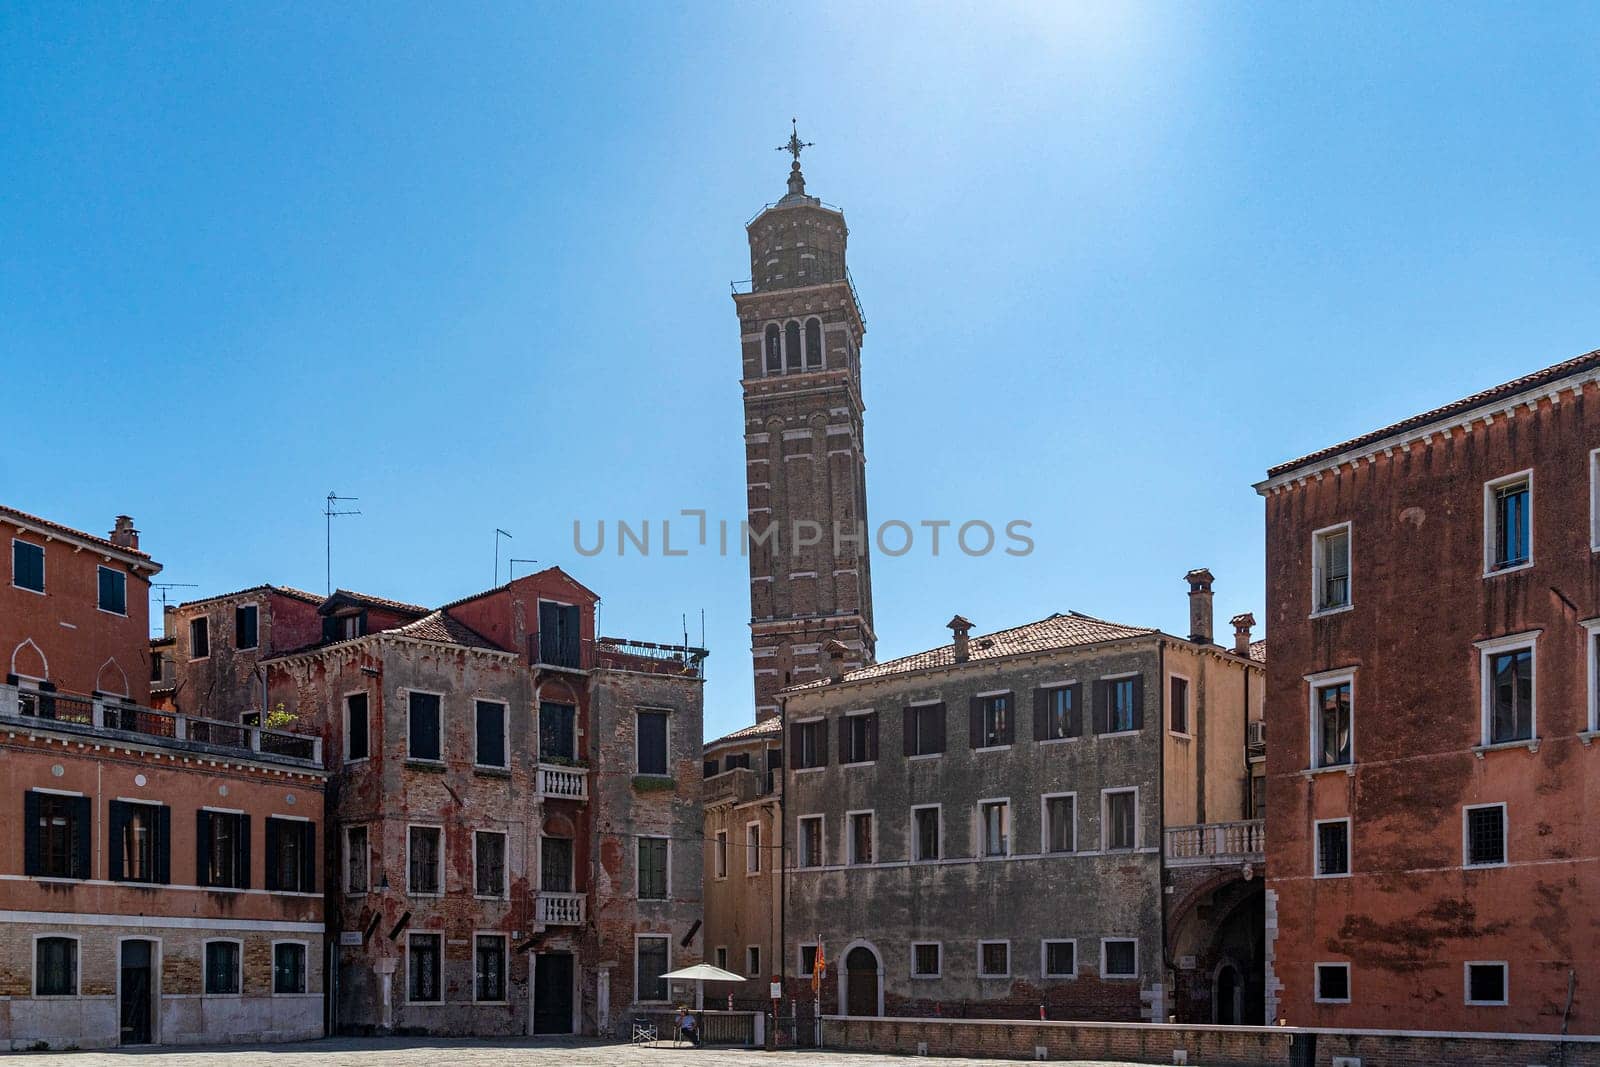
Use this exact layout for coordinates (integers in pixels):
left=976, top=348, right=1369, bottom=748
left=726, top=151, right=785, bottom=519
left=933, top=702, right=946, bottom=752
left=818, top=718, right=830, bottom=766
left=109, top=800, right=129, bottom=881
left=23, top=791, right=41, bottom=876
left=1131, top=675, right=1145, bottom=730
left=71, top=795, right=91, bottom=879
left=1033, top=688, right=1048, bottom=741
left=156, top=805, right=171, bottom=884
left=968, top=697, right=982, bottom=748
left=867, top=713, right=878, bottom=761
left=301, top=822, right=316, bottom=893
left=196, top=809, right=212, bottom=885
left=1095, top=681, right=1111, bottom=734
left=902, top=707, right=916, bottom=756
left=237, top=814, right=251, bottom=889
left=1069, top=684, right=1083, bottom=737
left=265, top=819, right=280, bottom=891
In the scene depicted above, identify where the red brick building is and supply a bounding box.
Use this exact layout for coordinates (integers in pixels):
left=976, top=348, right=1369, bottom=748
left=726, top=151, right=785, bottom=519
left=1257, top=348, right=1600, bottom=1033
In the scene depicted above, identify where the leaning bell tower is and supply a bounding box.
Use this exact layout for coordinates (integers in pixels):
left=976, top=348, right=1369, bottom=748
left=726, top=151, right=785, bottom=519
left=736, top=124, right=876, bottom=721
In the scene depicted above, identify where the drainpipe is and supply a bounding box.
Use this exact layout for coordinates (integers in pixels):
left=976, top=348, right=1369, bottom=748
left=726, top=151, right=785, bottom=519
left=777, top=690, right=788, bottom=1027
left=1157, top=640, right=1171, bottom=1023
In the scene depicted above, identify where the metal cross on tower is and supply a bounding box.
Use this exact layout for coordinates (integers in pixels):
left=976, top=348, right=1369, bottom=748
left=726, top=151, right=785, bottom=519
left=776, top=118, right=812, bottom=164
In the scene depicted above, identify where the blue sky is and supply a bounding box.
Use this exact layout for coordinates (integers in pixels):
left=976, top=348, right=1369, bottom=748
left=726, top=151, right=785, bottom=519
left=3, top=4, right=1597, bottom=739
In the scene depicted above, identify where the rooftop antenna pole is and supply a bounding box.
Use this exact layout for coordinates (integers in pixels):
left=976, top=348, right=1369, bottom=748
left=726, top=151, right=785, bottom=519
left=495, top=529, right=514, bottom=585
left=324, top=492, right=361, bottom=595
left=508, top=558, right=539, bottom=581
left=149, top=583, right=199, bottom=634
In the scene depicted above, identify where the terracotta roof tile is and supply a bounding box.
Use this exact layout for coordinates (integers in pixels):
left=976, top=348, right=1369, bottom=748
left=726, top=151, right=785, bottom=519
left=326, top=589, right=431, bottom=616
left=388, top=611, right=506, bottom=652
left=0, top=504, right=152, bottom=560
left=1248, top=639, right=1267, bottom=664
left=706, top=717, right=783, bottom=747
left=178, top=584, right=324, bottom=610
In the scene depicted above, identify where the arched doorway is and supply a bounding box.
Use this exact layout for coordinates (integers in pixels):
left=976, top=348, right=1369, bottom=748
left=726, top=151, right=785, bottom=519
left=1167, top=873, right=1266, bottom=1025
left=841, top=943, right=882, bottom=1017
left=1214, top=961, right=1242, bottom=1024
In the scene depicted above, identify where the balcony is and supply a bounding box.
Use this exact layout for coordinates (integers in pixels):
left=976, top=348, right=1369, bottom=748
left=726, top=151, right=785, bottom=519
left=1164, top=819, right=1265, bottom=868
left=704, top=766, right=763, bottom=808
left=0, top=684, right=324, bottom=769
left=529, top=630, right=591, bottom=672
left=596, top=636, right=708, bottom=679
left=538, top=892, right=585, bottom=925
left=536, top=763, right=588, bottom=800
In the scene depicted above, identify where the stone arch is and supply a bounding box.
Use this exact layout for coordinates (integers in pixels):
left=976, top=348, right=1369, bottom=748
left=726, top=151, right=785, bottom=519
left=838, top=939, right=884, bottom=1018
left=10, top=638, right=48, bottom=681
left=1167, top=870, right=1266, bottom=1025
left=95, top=658, right=130, bottom=697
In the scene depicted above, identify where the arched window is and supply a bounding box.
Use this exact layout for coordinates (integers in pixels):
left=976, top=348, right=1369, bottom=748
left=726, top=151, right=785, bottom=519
left=805, top=318, right=823, bottom=369
left=764, top=324, right=782, bottom=375
left=784, top=321, right=802, bottom=373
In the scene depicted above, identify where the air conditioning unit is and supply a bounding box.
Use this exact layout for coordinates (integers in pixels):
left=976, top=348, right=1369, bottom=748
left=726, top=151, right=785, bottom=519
left=1247, top=720, right=1266, bottom=746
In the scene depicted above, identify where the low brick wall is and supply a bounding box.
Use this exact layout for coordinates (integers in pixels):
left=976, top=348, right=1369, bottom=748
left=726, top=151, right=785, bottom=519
left=821, top=1015, right=1600, bottom=1066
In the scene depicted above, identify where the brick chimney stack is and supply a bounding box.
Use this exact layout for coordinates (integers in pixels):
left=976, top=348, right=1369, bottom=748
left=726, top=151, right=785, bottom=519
left=823, top=639, right=850, bottom=683
left=110, top=515, right=139, bottom=550
left=1231, top=612, right=1256, bottom=655
left=947, top=615, right=973, bottom=663
left=1184, top=568, right=1215, bottom=645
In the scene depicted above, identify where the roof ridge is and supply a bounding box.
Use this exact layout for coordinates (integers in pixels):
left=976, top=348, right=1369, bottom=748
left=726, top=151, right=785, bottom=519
left=0, top=504, right=153, bottom=560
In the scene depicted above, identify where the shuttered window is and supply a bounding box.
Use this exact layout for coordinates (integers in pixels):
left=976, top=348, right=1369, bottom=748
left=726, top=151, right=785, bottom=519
left=541, top=836, right=573, bottom=893
left=12, top=538, right=44, bottom=592
left=970, top=694, right=1013, bottom=749
left=265, top=817, right=315, bottom=893
left=97, top=566, right=127, bottom=615
left=408, top=826, right=442, bottom=895
left=539, top=702, right=576, bottom=761
left=25, top=792, right=91, bottom=880
left=636, top=709, right=669, bottom=775
left=840, top=712, right=878, bottom=764
left=189, top=617, right=209, bottom=660
left=1098, top=676, right=1144, bottom=734
left=197, top=810, right=250, bottom=889
left=475, top=700, right=507, bottom=768
left=1033, top=685, right=1079, bottom=741
left=903, top=703, right=946, bottom=756
left=638, top=837, right=668, bottom=899
left=791, top=719, right=828, bottom=769
left=475, top=831, right=507, bottom=896
left=408, top=692, right=442, bottom=762
left=109, top=800, right=169, bottom=883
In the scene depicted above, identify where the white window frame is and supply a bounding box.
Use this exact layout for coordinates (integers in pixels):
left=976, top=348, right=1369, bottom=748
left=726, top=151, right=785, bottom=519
left=472, top=829, right=509, bottom=900
left=1464, top=961, right=1509, bottom=1006
left=910, top=803, right=942, bottom=863
left=634, top=933, right=672, bottom=1005
left=189, top=616, right=210, bottom=661
left=977, top=939, right=1011, bottom=979
left=31, top=932, right=81, bottom=997
left=845, top=809, right=876, bottom=866
left=1041, top=938, right=1077, bottom=979
left=910, top=941, right=942, bottom=979
left=713, top=829, right=728, bottom=880
left=1306, top=667, right=1357, bottom=770
left=1040, top=792, right=1077, bottom=854
left=96, top=565, right=128, bottom=617
left=1310, top=521, right=1354, bottom=616
left=473, top=698, right=510, bottom=770
left=745, top=945, right=761, bottom=977
left=235, top=602, right=260, bottom=650
left=973, top=690, right=1014, bottom=751
left=343, top=690, right=370, bottom=764
left=976, top=797, right=1011, bottom=859
left=637, top=834, right=672, bottom=899
left=405, top=823, right=445, bottom=897
left=1585, top=618, right=1600, bottom=735
left=202, top=937, right=244, bottom=997
left=635, top=706, right=672, bottom=776
left=905, top=698, right=945, bottom=759
left=1036, top=680, right=1079, bottom=745
left=797, top=814, right=825, bottom=868
left=11, top=537, right=45, bottom=595
left=270, top=939, right=310, bottom=997
left=1101, top=937, right=1139, bottom=979
left=406, top=689, right=446, bottom=764
left=344, top=824, right=370, bottom=896
left=1476, top=631, right=1540, bottom=748
left=744, top=820, right=762, bottom=876
left=1483, top=470, right=1534, bottom=577
left=1101, top=787, right=1139, bottom=852
left=841, top=708, right=875, bottom=766
left=1167, top=672, right=1192, bottom=737
left=792, top=714, right=826, bottom=772
left=1591, top=447, right=1600, bottom=552
left=1462, top=802, right=1508, bottom=869
left=405, top=932, right=444, bottom=1004
left=1314, top=961, right=1351, bottom=1004
left=472, top=931, right=510, bottom=1004
left=1314, top=816, right=1352, bottom=879
left=797, top=942, right=820, bottom=978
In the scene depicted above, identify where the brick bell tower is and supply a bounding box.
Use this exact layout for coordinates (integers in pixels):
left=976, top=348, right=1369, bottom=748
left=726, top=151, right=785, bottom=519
left=735, top=123, right=876, bottom=721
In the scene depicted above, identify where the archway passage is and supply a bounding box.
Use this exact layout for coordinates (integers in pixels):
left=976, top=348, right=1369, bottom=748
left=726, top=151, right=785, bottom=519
left=1168, top=873, right=1266, bottom=1025
left=1215, top=962, right=1241, bottom=1024
left=844, top=946, right=879, bottom=1017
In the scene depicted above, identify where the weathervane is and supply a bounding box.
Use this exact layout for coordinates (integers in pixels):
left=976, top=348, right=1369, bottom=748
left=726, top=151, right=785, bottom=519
left=777, top=118, right=812, bottom=165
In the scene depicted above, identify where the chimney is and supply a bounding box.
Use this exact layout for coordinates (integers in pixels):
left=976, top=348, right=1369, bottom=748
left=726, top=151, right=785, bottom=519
left=1184, top=568, right=1215, bottom=644
left=110, top=515, right=139, bottom=550
left=822, top=639, right=850, bottom=683
left=1231, top=612, right=1256, bottom=655
left=947, top=615, right=973, bottom=663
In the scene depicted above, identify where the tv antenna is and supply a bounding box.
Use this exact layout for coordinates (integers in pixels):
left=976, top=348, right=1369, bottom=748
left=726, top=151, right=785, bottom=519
left=150, top=582, right=199, bottom=631
left=494, top=529, right=514, bottom=585
left=324, top=492, right=361, bottom=595
left=508, top=558, right=539, bottom=581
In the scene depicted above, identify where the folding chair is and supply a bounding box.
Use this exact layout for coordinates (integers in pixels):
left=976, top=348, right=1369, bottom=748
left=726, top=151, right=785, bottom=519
left=631, top=1016, right=658, bottom=1045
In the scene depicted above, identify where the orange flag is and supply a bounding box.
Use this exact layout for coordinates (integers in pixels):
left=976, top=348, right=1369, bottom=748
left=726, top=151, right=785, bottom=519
left=811, top=943, right=826, bottom=995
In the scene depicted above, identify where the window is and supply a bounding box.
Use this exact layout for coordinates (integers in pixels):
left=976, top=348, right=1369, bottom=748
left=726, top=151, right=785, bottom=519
left=1043, top=794, right=1076, bottom=854
left=714, top=830, right=728, bottom=879
left=979, top=800, right=1009, bottom=857
left=638, top=836, right=669, bottom=899
left=475, top=700, right=507, bottom=768
left=235, top=604, right=259, bottom=650
left=332, top=611, right=366, bottom=640
left=204, top=940, right=241, bottom=995
left=1035, top=685, right=1079, bottom=741
left=1480, top=638, right=1535, bottom=745
left=912, top=943, right=941, bottom=978
left=1315, top=963, right=1350, bottom=1003
left=1103, top=789, right=1137, bottom=851
left=97, top=566, right=127, bottom=615
left=764, top=323, right=782, bottom=374
left=799, top=944, right=819, bottom=978
left=848, top=811, right=874, bottom=865
left=12, top=538, right=44, bottom=592
left=1312, top=523, right=1352, bottom=612
left=798, top=815, right=824, bottom=868
left=1486, top=473, right=1531, bottom=572
left=197, top=809, right=249, bottom=889
left=536, top=601, right=582, bottom=666
left=1466, top=962, right=1507, bottom=1006
left=1043, top=940, right=1076, bottom=979
left=1102, top=939, right=1138, bottom=979
left=746, top=945, right=761, bottom=976
left=408, top=826, right=442, bottom=895
left=904, top=702, right=946, bottom=756
left=637, top=935, right=670, bottom=1003
left=912, top=805, right=941, bottom=862
left=636, top=709, right=669, bottom=775
left=1169, top=676, right=1190, bottom=735
left=475, top=935, right=507, bottom=1002
left=1590, top=625, right=1600, bottom=734
left=784, top=320, right=802, bottom=372
left=266, top=817, right=315, bottom=893
left=745, top=822, right=761, bottom=874
left=475, top=830, right=507, bottom=897
left=1464, top=804, right=1507, bottom=867
left=1311, top=675, right=1353, bottom=768
left=804, top=317, right=823, bottom=368
left=1592, top=448, right=1600, bottom=551
left=408, top=934, right=442, bottom=1003
left=841, top=711, right=877, bottom=764
left=34, top=936, right=77, bottom=995
left=1102, top=676, right=1142, bottom=734
left=274, top=942, right=307, bottom=994
left=703, top=758, right=720, bottom=778
left=973, top=693, right=1012, bottom=748
left=345, top=825, right=369, bottom=894
left=109, top=800, right=167, bottom=883
left=541, top=836, right=573, bottom=892
left=190, top=616, right=210, bottom=660
left=792, top=719, right=827, bottom=769
left=1316, top=818, right=1350, bottom=877
left=539, top=702, right=576, bottom=762
left=979, top=941, right=1010, bottom=977
left=715, top=947, right=729, bottom=970
left=345, top=693, right=369, bottom=762
left=408, top=692, right=442, bottom=762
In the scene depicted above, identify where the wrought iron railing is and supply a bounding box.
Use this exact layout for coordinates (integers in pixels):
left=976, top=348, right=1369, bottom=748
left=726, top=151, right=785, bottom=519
left=597, top=636, right=708, bottom=679
left=1164, top=819, right=1265, bottom=866
left=531, top=630, right=589, bottom=670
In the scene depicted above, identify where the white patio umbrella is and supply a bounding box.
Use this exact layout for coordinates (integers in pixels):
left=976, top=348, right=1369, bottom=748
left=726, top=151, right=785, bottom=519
left=659, top=962, right=747, bottom=1010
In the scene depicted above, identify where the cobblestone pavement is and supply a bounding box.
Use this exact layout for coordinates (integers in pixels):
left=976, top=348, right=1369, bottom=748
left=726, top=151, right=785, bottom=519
left=24, top=1036, right=1139, bottom=1066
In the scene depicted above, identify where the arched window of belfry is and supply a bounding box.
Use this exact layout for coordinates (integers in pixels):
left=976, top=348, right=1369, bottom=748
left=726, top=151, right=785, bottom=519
left=765, top=324, right=782, bottom=375
left=785, top=320, right=802, bottom=373
left=805, top=318, right=824, bottom=369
